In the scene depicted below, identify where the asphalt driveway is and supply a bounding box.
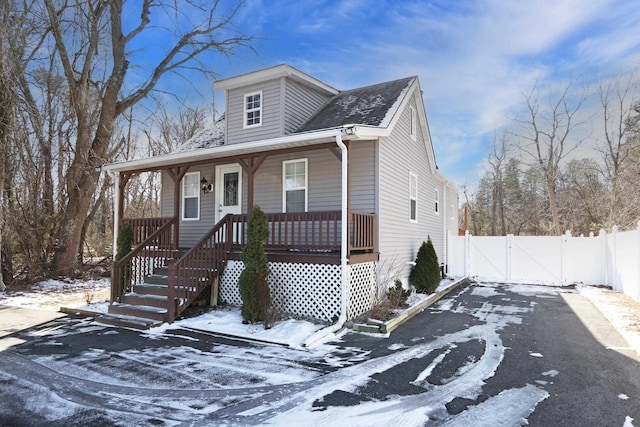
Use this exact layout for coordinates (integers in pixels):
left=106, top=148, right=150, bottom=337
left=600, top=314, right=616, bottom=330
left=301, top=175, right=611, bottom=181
left=0, top=281, right=638, bottom=426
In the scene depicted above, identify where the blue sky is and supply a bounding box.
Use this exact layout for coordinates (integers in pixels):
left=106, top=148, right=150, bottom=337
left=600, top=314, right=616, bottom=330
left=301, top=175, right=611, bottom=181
left=137, top=0, right=640, bottom=189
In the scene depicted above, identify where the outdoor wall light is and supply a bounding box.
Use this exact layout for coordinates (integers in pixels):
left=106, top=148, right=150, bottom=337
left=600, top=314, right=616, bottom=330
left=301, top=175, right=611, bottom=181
left=201, top=177, right=212, bottom=194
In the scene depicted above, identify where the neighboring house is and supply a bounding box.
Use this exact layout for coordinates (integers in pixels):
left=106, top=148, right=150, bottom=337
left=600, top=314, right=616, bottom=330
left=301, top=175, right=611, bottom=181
left=102, top=64, right=458, bottom=329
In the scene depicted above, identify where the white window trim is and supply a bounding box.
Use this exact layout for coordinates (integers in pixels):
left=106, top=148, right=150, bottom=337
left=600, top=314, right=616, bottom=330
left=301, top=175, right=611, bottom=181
left=410, top=106, right=417, bottom=141
left=434, top=188, right=440, bottom=215
left=409, top=171, right=418, bottom=223
left=282, top=158, right=308, bottom=212
left=243, top=91, right=262, bottom=129
left=182, top=171, right=200, bottom=221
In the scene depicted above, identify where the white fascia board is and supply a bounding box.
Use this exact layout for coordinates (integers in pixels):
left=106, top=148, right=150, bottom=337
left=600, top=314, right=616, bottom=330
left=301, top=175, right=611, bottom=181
left=215, top=64, right=338, bottom=96
left=102, top=128, right=345, bottom=172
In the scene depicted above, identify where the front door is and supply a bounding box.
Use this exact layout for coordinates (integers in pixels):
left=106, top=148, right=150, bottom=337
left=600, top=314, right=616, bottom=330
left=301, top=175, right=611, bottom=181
left=215, top=164, right=242, bottom=222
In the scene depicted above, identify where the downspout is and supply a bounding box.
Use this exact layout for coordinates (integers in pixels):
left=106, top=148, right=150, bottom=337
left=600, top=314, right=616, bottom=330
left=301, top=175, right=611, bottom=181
left=304, top=128, right=350, bottom=347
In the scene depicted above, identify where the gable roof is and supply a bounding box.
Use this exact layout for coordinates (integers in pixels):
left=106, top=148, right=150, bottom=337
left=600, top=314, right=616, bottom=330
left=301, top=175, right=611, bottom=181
left=215, top=64, right=338, bottom=96
left=296, top=77, right=415, bottom=133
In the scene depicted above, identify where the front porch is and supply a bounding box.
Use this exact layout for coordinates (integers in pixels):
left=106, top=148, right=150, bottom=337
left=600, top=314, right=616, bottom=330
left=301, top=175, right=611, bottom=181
left=110, top=211, right=378, bottom=327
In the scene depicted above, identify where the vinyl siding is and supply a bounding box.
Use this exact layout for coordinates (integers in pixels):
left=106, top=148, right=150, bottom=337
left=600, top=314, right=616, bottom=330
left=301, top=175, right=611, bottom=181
left=226, top=79, right=282, bottom=144
left=350, top=140, right=376, bottom=213
left=160, top=165, right=221, bottom=247
left=253, top=149, right=342, bottom=213
left=284, top=79, right=332, bottom=134
left=378, top=90, right=443, bottom=282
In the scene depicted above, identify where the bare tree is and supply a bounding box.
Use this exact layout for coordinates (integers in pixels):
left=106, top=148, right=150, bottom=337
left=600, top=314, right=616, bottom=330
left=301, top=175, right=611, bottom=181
left=33, top=0, right=253, bottom=276
left=515, top=83, right=587, bottom=234
left=596, top=73, right=640, bottom=228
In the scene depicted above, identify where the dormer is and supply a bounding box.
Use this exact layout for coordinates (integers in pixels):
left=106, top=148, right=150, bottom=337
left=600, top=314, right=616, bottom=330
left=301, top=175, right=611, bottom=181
left=214, top=64, right=338, bottom=145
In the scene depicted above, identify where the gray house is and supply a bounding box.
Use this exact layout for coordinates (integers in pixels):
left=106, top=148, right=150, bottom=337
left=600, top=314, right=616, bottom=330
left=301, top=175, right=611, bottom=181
left=103, top=64, right=458, bottom=328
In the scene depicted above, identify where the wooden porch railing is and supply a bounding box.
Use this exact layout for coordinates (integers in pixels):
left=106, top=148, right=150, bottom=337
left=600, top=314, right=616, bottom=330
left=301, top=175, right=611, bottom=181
left=122, top=217, right=171, bottom=245
left=167, top=214, right=233, bottom=322
left=111, top=217, right=178, bottom=303
left=349, top=212, right=376, bottom=252
left=227, top=211, right=376, bottom=253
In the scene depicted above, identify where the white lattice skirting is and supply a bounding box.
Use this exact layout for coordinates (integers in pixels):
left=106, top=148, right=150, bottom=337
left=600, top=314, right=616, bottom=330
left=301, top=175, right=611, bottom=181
left=219, top=260, right=378, bottom=323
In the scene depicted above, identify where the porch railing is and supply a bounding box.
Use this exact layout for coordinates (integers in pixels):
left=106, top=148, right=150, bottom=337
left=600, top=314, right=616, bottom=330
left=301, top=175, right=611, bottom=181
left=122, top=217, right=170, bottom=245
left=349, top=212, right=376, bottom=252
left=111, top=217, right=178, bottom=303
left=167, top=214, right=233, bottom=322
left=227, top=210, right=376, bottom=253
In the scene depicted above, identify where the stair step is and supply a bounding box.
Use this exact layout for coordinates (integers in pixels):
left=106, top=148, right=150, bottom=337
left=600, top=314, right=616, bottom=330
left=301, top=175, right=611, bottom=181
left=95, top=313, right=162, bottom=330
left=121, top=293, right=168, bottom=308
left=145, top=274, right=169, bottom=285
left=109, top=303, right=168, bottom=322
left=134, top=283, right=169, bottom=296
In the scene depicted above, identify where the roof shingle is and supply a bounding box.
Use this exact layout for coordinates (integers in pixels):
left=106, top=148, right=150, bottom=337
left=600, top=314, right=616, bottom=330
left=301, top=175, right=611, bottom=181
left=296, top=77, right=415, bottom=133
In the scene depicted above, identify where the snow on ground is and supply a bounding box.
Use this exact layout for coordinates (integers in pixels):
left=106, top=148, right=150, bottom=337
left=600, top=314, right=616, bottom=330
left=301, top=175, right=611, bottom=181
left=1, top=277, right=638, bottom=425
left=0, top=278, right=110, bottom=311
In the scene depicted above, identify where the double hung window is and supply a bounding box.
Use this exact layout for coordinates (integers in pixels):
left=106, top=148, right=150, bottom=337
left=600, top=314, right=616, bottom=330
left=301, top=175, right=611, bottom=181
left=283, top=159, right=308, bottom=212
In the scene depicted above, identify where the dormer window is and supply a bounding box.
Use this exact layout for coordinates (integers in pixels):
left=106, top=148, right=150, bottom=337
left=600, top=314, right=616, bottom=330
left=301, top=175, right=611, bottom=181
left=244, top=91, right=262, bottom=128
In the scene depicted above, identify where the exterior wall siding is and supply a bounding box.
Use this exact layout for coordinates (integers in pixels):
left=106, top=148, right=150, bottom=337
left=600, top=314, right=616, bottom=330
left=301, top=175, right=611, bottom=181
left=349, top=140, right=377, bottom=213
left=253, top=149, right=342, bottom=213
left=226, top=79, right=282, bottom=145
left=284, top=79, right=331, bottom=134
left=377, top=91, right=444, bottom=284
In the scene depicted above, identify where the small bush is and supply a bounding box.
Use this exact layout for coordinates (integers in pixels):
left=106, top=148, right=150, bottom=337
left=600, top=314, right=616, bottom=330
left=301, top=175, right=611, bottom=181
left=115, top=222, right=133, bottom=261
left=410, top=237, right=440, bottom=294
left=388, top=280, right=411, bottom=308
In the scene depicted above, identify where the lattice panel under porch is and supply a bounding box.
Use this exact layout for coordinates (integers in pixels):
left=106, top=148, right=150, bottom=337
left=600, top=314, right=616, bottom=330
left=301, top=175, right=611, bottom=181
left=269, top=262, right=341, bottom=323
left=347, top=261, right=378, bottom=319
left=219, top=260, right=342, bottom=323
left=219, top=260, right=243, bottom=306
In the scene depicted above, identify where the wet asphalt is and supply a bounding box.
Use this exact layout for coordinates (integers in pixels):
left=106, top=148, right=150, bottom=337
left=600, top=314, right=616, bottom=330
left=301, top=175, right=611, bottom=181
left=0, top=281, right=639, bottom=426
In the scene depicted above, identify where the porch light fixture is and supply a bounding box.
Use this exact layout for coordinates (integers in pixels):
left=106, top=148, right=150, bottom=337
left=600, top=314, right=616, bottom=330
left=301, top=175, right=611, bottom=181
left=201, top=177, right=212, bottom=194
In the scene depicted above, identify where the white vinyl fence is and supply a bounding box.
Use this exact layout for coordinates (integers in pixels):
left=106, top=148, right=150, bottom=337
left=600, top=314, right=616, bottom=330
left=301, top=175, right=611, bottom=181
left=448, top=223, right=640, bottom=302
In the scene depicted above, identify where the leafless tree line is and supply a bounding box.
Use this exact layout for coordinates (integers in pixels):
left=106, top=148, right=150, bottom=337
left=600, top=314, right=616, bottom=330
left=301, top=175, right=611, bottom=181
left=0, top=0, right=250, bottom=287
left=465, top=76, right=640, bottom=237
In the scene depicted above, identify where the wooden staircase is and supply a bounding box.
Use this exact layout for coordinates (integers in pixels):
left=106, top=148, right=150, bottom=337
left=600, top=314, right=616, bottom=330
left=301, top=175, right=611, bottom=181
left=98, top=265, right=176, bottom=329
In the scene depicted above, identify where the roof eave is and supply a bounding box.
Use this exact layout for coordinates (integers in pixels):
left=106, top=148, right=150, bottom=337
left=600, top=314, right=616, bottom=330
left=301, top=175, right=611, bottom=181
left=101, top=127, right=348, bottom=173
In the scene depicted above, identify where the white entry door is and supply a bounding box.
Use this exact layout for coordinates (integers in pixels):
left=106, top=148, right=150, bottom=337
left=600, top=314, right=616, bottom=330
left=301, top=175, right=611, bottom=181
left=215, top=164, right=242, bottom=222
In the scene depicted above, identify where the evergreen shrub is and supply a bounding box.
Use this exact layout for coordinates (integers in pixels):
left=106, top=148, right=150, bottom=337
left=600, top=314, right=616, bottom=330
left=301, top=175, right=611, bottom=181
left=238, top=206, right=271, bottom=326
left=409, top=237, right=440, bottom=294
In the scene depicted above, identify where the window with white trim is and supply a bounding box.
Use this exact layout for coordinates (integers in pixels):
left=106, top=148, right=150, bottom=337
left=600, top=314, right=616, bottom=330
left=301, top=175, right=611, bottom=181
left=283, top=159, right=308, bottom=212
left=410, top=106, right=417, bottom=140
left=409, top=172, right=418, bottom=222
left=244, top=91, right=262, bottom=128
left=434, top=188, right=440, bottom=215
left=182, top=172, right=200, bottom=220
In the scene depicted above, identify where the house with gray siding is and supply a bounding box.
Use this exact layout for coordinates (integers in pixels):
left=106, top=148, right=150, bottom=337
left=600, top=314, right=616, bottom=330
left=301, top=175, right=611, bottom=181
left=102, top=64, right=459, bottom=329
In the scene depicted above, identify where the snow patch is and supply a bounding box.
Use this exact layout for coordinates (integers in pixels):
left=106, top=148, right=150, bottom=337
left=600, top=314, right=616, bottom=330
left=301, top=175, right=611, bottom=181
left=529, top=352, right=544, bottom=358
left=619, top=393, right=629, bottom=400
left=542, top=369, right=559, bottom=377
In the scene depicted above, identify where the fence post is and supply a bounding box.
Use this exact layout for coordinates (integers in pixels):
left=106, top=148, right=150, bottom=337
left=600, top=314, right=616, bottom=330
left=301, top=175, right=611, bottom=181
left=611, top=225, right=619, bottom=292
left=599, top=229, right=607, bottom=287
left=464, top=230, right=471, bottom=277
left=506, top=234, right=513, bottom=282
left=636, top=221, right=640, bottom=301
left=560, top=230, right=571, bottom=285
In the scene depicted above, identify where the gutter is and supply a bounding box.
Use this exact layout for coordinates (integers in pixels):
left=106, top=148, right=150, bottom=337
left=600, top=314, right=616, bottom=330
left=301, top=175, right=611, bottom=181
left=304, top=127, right=350, bottom=347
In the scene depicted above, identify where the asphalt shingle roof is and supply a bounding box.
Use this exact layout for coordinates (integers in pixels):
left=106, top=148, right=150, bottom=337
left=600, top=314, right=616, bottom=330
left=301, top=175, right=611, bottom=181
left=296, top=77, right=415, bottom=133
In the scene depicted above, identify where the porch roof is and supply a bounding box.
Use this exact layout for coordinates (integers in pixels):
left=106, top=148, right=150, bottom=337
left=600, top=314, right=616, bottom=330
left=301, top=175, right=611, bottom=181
left=102, top=127, right=350, bottom=173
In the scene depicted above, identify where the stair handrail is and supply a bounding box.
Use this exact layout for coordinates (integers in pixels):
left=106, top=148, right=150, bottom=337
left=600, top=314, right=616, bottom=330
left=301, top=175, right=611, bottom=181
left=111, top=217, right=178, bottom=304
left=167, top=214, right=233, bottom=322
